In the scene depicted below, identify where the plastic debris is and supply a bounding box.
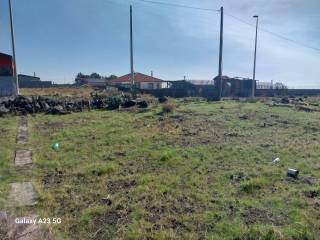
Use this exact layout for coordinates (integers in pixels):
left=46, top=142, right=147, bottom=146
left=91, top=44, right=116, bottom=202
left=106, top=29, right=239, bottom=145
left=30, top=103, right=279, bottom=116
left=287, top=168, right=299, bottom=178
left=272, top=157, right=280, bottom=164
left=51, top=143, right=60, bottom=151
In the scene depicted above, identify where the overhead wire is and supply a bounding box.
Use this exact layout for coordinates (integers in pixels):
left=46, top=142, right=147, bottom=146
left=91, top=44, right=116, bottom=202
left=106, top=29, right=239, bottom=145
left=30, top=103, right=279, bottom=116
left=131, top=0, right=320, bottom=52
left=134, top=0, right=220, bottom=12
left=225, top=13, right=320, bottom=52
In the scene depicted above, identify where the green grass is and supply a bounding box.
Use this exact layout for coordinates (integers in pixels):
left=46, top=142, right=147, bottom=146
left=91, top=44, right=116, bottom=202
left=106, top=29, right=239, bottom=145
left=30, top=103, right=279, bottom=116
left=3, top=98, right=320, bottom=239
left=0, top=116, right=18, bottom=209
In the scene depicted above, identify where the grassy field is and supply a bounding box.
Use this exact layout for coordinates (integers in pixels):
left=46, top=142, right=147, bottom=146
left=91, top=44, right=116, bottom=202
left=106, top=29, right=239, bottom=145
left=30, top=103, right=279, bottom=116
left=20, top=87, right=94, bottom=98
left=0, top=116, right=19, bottom=209
left=3, top=97, right=320, bottom=239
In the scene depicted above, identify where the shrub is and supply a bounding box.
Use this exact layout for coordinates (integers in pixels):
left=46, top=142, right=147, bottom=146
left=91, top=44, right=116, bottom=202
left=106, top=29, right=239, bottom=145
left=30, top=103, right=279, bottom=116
left=162, top=102, right=175, bottom=113
left=137, top=100, right=148, bottom=108
left=158, top=96, right=168, bottom=103
left=106, top=96, right=122, bottom=110
left=122, top=100, right=136, bottom=108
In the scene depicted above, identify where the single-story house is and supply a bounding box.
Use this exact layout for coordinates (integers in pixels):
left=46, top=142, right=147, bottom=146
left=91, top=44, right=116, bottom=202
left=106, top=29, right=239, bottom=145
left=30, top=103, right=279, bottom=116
left=109, top=72, right=165, bottom=90
left=18, top=74, right=52, bottom=88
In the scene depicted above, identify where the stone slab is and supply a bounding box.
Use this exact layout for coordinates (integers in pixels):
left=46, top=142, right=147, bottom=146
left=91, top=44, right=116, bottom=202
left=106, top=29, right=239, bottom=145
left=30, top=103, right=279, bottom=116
left=0, top=211, right=9, bottom=240
left=15, top=150, right=32, bottom=167
left=17, top=116, right=28, bottom=145
left=17, top=125, right=28, bottom=145
left=1, top=213, right=52, bottom=240
left=8, top=182, right=38, bottom=207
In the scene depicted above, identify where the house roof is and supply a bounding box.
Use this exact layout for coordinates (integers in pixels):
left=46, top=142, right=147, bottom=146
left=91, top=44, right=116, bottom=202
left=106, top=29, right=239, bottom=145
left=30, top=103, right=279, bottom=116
left=110, top=72, right=164, bottom=84
left=0, top=52, right=13, bottom=68
left=0, top=52, right=12, bottom=59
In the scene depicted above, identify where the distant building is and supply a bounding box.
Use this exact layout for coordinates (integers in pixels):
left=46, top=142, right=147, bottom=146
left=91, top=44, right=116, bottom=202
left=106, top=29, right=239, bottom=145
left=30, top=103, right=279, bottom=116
left=75, top=77, right=108, bottom=87
left=213, top=76, right=256, bottom=97
left=18, top=74, right=52, bottom=88
left=109, top=72, right=165, bottom=90
left=0, top=53, right=16, bottom=96
left=186, top=80, right=214, bottom=85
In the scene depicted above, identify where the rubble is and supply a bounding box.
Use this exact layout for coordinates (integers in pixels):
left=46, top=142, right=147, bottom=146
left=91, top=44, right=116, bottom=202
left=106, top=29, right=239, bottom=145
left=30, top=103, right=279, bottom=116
left=0, top=94, right=150, bottom=117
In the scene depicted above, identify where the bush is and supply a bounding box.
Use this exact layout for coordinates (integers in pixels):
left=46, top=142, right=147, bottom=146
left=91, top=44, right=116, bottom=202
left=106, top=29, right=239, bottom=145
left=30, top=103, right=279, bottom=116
left=122, top=100, right=136, bottom=108
left=158, top=96, right=168, bottom=103
left=106, top=96, right=122, bottom=110
left=162, top=102, right=175, bottom=114
left=137, top=100, right=148, bottom=108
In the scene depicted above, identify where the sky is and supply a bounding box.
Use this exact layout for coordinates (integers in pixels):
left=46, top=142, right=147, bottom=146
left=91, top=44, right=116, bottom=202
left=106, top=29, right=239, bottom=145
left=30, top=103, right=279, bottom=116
left=0, top=0, right=319, bottom=88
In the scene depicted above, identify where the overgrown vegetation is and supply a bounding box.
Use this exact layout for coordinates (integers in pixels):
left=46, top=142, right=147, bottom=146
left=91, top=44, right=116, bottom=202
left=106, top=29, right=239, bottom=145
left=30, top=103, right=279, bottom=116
left=3, top=95, right=320, bottom=239
left=0, top=117, right=18, bottom=211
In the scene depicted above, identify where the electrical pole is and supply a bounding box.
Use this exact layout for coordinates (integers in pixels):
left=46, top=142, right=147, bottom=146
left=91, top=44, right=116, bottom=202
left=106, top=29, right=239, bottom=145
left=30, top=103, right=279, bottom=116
left=9, top=0, right=19, bottom=95
left=218, top=6, right=223, bottom=100
left=252, top=15, right=259, bottom=98
left=130, top=5, right=134, bottom=96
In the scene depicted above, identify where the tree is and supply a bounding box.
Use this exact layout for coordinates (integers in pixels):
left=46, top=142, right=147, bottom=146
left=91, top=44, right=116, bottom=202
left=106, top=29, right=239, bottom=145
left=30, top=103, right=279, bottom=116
left=90, top=73, right=101, bottom=79
left=106, top=75, right=117, bottom=80
left=75, top=72, right=88, bottom=84
left=75, top=72, right=117, bottom=84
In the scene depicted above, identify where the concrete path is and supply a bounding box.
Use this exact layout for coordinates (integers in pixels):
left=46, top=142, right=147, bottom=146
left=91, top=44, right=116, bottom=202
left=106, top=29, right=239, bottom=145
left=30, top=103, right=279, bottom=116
left=1, top=213, right=53, bottom=240
left=10, top=116, right=37, bottom=205
left=8, top=182, right=38, bottom=207
left=16, top=116, right=28, bottom=145
left=3, top=115, right=52, bottom=240
left=14, top=150, right=32, bottom=168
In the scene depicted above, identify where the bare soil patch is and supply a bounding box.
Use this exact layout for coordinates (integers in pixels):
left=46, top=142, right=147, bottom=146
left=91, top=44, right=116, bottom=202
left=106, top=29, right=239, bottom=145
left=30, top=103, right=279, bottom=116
left=107, top=179, right=137, bottom=195
left=242, top=207, right=286, bottom=225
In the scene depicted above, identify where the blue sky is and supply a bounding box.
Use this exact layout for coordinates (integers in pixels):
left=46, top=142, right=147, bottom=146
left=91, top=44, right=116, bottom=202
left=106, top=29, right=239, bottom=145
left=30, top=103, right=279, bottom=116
left=0, top=0, right=319, bottom=87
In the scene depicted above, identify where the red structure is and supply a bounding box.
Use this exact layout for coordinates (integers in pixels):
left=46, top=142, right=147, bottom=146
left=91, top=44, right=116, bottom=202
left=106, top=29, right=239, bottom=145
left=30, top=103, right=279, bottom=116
left=109, top=72, right=164, bottom=89
left=0, top=52, right=14, bottom=76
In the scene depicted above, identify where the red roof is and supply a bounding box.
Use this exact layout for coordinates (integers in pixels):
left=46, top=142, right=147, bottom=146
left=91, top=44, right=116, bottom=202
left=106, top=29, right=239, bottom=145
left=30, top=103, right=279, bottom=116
left=110, top=72, right=164, bottom=84
left=0, top=53, right=13, bottom=68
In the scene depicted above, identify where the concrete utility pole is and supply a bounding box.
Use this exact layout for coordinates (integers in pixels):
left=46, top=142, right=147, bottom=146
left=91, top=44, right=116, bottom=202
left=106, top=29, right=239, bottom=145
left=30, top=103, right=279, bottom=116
left=9, top=0, right=19, bottom=95
left=218, top=6, right=223, bottom=100
left=130, top=5, right=134, bottom=95
left=252, top=15, right=259, bottom=98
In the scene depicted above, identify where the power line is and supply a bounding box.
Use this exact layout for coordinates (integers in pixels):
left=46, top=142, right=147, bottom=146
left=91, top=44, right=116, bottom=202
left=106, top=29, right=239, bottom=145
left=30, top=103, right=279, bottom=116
left=134, top=0, right=220, bottom=12
left=132, top=0, right=320, bottom=52
left=105, top=0, right=320, bottom=52
left=225, top=13, right=320, bottom=52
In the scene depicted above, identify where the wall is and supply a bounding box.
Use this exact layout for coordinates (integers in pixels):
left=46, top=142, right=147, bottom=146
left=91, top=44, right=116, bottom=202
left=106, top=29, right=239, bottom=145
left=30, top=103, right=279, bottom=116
left=140, top=82, right=162, bottom=90
left=0, top=76, right=17, bottom=96
left=256, top=89, right=320, bottom=97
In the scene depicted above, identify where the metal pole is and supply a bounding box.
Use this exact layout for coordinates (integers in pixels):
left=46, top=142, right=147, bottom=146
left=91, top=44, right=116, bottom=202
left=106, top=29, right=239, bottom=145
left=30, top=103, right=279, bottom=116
left=130, top=5, right=134, bottom=95
left=218, top=6, right=223, bottom=100
left=9, top=0, right=19, bottom=95
left=252, top=15, right=259, bottom=98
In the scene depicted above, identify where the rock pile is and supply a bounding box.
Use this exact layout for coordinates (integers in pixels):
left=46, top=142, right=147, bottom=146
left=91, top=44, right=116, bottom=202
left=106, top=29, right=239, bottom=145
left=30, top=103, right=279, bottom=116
left=0, top=95, right=149, bottom=117
left=0, top=96, right=90, bottom=116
